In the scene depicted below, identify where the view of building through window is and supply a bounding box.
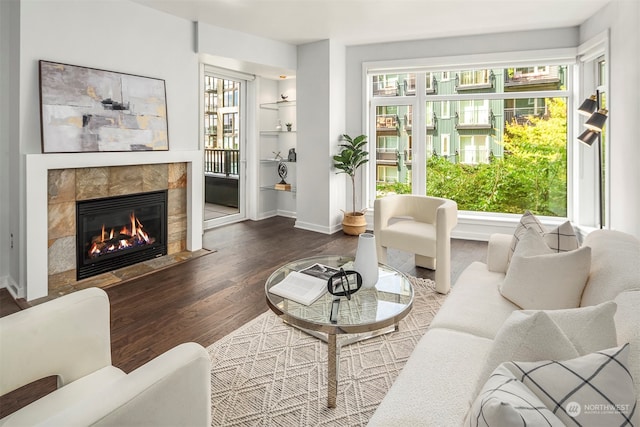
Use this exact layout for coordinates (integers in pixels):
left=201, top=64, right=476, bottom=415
left=204, top=75, right=240, bottom=175
left=370, top=65, right=569, bottom=217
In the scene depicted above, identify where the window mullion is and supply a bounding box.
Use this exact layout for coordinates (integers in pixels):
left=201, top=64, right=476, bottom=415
left=413, top=73, right=426, bottom=195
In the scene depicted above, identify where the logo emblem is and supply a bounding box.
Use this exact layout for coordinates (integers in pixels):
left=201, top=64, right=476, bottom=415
left=566, top=401, right=581, bottom=417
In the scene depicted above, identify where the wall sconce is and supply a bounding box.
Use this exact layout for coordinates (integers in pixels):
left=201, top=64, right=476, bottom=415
left=577, top=90, right=608, bottom=228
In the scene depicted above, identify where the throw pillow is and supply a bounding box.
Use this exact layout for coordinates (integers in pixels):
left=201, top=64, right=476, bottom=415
left=521, top=301, right=618, bottom=355
left=467, top=364, right=565, bottom=427
left=500, top=228, right=591, bottom=309
left=505, top=343, right=637, bottom=426
left=509, top=210, right=579, bottom=262
left=474, top=310, right=579, bottom=397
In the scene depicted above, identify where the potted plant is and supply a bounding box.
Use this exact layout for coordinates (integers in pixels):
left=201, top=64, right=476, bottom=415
left=333, top=134, right=369, bottom=235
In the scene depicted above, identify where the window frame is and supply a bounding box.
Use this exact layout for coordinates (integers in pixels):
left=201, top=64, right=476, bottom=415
left=364, top=48, right=577, bottom=224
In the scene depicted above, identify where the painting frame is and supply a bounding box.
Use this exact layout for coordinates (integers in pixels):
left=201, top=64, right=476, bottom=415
left=39, top=60, right=169, bottom=153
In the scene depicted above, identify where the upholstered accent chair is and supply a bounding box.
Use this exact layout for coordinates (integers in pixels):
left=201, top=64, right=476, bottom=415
left=0, top=287, right=211, bottom=426
left=374, top=195, right=458, bottom=294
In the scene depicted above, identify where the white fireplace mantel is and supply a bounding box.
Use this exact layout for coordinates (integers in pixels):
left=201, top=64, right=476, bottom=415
left=25, top=150, right=204, bottom=301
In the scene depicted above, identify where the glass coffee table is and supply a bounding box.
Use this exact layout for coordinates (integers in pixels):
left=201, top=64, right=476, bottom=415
left=265, top=255, right=414, bottom=408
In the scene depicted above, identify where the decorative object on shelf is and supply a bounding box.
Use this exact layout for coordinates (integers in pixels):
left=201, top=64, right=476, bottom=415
left=280, top=94, right=289, bottom=102
left=353, top=233, right=379, bottom=288
left=276, top=120, right=282, bottom=131
left=39, top=60, right=169, bottom=153
left=287, top=148, right=297, bottom=162
left=275, top=161, right=291, bottom=191
left=286, top=122, right=293, bottom=132
left=272, top=151, right=282, bottom=161
left=333, top=134, right=369, bottom=235
left=577, top=91, right=608, bottom=229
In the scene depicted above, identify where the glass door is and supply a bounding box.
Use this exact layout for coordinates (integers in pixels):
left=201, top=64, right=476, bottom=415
left=203, top=73, right=246, bottom=228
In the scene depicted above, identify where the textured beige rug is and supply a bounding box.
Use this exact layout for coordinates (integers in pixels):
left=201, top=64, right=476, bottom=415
left=208, top=276, right=447, bottom=426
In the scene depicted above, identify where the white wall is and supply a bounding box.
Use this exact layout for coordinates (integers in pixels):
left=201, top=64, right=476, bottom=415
left=295, top=40, right=347, bottom=234
left=196, top=22, right=297, bottom=79
left=580, top=0, right=640, bottom=238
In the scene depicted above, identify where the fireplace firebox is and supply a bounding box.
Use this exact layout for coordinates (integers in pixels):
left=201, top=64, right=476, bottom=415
left=76, top=190, right=168, bottom=280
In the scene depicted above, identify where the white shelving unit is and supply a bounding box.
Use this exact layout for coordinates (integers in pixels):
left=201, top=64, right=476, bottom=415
left=258, top=82, right=297, bottom=218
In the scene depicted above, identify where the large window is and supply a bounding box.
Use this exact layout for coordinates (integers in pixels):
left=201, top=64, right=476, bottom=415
left=370, top=63, right=570, bottom=217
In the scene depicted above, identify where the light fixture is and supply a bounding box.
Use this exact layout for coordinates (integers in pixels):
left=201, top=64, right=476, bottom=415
left=577, top=90, right=608, bottom=229
left=577, top=129, right=599, bottom=146
left=585, top=108, right=608, bottom=131
left=577, top=94, right=597, bottom=116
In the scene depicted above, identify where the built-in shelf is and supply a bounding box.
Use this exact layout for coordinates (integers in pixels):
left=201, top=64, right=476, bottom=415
left=260, top=159, right=296, bottom=163
left=260, top=100, right=296, bottom=110
left=260, top=130, right=296, bottom=135
left=260, top=185, right=297, bottom=193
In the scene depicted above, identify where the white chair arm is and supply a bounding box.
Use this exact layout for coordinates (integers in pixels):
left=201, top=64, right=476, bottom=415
left=434, top=199, right=458, bottom=294
left=39, top=343, right=212, bottom=427
left=487, top=233, right=513, bottom=273
left=0, top=288, right=111, bottom=395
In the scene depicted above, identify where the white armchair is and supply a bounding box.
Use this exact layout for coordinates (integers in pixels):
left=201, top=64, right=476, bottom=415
left=374, top=195, right=458, bottom=294
left=0, top=287, right=211, bottom=426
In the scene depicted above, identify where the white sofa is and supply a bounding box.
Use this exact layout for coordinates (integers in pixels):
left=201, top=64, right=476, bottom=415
left=0, top=287, right=212, bottom=426
left=368, top=229, right=640, bottom=426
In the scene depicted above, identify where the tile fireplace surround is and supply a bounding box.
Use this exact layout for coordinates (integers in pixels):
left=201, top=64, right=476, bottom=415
left=24, top=151, right=203, bottom=302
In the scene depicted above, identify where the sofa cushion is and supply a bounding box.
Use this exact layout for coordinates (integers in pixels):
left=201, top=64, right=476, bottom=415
left=521, top=301, right=618, bottom=355
left=613, top=291, right=640, bottom=404
left=367, top=328, right=493, bottom=427
left=475, top=311, right=580, bottom=397
left=509, top=210, right=579, bottom=263
left=467, top=364, right=565, bottom=427
left=500, top=228, right=591, bottom=309
left=581, top=230, right=640, bottom=307
left=506, top=343, right=637, bottom=426
left=430, top=261, right=516, bottom=339
left=0, top=366, right=125, bottom=426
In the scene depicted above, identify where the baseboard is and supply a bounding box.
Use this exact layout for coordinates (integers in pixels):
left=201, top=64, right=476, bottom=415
left=294, top=220, right=334, bottom=234
left=1, top=275, right=22, bottom=300
left=276, top=209, right=297, bottom=219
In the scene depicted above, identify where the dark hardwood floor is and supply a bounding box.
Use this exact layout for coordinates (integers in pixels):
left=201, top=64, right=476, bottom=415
left=0, top=216, right=487, bottom=418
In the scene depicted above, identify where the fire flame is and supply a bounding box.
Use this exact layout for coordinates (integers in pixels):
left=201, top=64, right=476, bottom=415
left=88, top=212, right=154, bottom=258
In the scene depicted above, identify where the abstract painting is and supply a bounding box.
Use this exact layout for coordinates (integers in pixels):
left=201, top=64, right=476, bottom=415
left=39, top=61, right=169, bottom=153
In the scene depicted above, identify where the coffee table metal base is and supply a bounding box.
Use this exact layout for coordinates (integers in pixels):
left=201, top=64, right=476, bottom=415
left=286, top=321, right=400, bottom=408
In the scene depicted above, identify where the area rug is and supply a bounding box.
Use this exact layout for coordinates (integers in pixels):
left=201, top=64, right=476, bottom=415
left=208, top=276, right=447, bottom=426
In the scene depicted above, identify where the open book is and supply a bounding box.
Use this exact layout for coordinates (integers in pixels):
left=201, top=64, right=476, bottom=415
left=269, top=264, right=339, bottom=306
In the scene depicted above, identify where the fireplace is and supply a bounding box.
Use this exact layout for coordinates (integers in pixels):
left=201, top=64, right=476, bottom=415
left=76, top=190, right=168, bottom=280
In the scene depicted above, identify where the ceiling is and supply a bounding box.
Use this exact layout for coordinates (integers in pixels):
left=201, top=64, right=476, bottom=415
left=133, top=0, right=612, bottom=46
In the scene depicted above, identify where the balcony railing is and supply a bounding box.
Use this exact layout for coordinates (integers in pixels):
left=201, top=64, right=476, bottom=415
left=504, top=66, right=562, bottom=88
left=373, top=81, right=400, bottom=96
left=204, top=148, right=239, bottom=176
left=504, top=107, right=549, bottom=125
left=376, top=114, right=400, bottom=133
left=460, top=147, right=489, bottom=165
left=376, top=148, right=398, bottom=165
left=455, top=110, right=494, bottom=129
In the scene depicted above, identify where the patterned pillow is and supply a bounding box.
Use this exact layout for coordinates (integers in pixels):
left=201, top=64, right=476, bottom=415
left=501, top=228, right=591, bottom=309
left=509, top=210, right=579, bottom=262
left=505, top=343, right=637, bottom=426
left=467, top=364, right=565, bottom=426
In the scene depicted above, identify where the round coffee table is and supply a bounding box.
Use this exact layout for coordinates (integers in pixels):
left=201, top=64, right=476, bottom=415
left=265, top=255, right=414, bottom=408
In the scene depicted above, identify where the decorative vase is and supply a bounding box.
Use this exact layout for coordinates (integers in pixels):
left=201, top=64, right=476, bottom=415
left=354, top=233, right=379, bottom=289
